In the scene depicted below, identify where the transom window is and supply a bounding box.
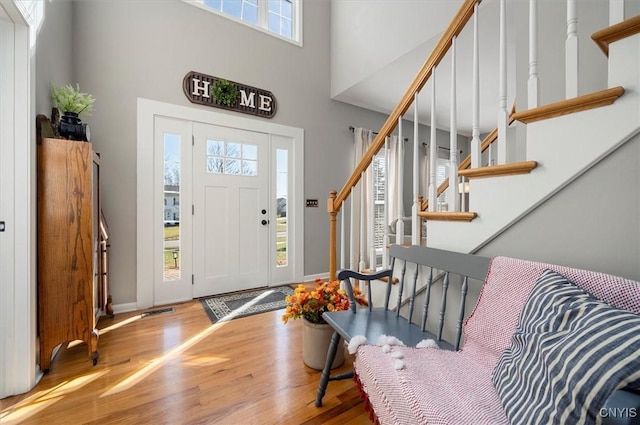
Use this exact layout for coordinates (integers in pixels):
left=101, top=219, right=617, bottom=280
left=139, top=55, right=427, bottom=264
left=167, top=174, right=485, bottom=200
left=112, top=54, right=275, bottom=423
left=206, top=139, right=258, bottom=176
left=187, top=0, right=301, bottom=45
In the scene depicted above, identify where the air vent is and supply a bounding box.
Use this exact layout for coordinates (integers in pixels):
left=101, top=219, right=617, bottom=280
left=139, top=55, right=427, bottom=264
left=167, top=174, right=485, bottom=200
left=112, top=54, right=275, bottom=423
left=141, top=307, right=175, bottom=318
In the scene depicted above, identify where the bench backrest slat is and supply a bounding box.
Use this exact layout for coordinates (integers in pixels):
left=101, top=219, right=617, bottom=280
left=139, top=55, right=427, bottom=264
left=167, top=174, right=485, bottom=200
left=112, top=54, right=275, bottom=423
left=420, top=266, right=434, bottom=332
left=456, top=276, right=469, bottom=350
left=384, top=256, right=396, bottom=310
left=408, top=262, right=420, bottom=321
left=396, top=259, right=407, bottom=318
left=437, top=271, right=450, bottom=341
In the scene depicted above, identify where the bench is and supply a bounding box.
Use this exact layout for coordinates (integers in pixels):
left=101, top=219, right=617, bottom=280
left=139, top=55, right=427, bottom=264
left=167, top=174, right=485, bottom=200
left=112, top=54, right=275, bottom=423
left=316, top=244, right=640, bottom=424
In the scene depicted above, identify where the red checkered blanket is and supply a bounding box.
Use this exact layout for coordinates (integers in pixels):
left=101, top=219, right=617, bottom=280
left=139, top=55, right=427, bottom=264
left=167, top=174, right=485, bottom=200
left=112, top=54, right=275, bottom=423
left=353, top=257, right=640, bottom=425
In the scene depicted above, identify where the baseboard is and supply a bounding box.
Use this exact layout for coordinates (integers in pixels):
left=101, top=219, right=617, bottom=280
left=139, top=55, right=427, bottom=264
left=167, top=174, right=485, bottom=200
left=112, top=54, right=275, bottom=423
left=111, top=302, right=138, bottom=315
left=303, top=272, right=330, bottom=282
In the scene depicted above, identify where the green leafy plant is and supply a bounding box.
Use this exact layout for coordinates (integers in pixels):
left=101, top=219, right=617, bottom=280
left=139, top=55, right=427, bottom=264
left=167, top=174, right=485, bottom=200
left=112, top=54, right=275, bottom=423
left=211, top=79, right=239, bottom=107
left=51, top=83, right=95, bottom=116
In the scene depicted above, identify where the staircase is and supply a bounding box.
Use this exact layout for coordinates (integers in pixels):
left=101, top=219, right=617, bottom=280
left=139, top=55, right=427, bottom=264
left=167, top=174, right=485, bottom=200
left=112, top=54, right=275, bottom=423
left=328, top=1, right=640, bottom=281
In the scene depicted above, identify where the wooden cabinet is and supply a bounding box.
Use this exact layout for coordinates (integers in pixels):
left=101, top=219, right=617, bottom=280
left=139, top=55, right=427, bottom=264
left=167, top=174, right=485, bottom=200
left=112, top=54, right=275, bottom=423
left=37, top=137, right=106, bottom=372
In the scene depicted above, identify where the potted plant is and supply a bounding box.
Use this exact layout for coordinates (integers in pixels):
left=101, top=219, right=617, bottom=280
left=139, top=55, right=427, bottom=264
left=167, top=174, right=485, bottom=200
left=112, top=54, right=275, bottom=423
left=282, top=279, right=368, bottom=370
left=51, top=83, right=95, bottom=141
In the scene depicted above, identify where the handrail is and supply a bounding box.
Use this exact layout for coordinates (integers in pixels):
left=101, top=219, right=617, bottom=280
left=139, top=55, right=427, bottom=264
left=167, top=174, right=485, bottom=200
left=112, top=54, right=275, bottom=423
left=331, top=0, right=483, bottom=211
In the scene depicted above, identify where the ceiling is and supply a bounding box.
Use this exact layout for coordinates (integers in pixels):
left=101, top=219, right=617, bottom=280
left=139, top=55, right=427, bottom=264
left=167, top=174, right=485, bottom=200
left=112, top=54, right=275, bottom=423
left=330, top=0, right=516, bottom=137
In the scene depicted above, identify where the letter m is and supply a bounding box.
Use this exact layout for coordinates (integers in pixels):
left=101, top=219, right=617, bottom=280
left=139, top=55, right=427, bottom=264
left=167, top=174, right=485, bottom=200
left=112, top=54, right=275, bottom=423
left=240, top=90, right=255, bottom=108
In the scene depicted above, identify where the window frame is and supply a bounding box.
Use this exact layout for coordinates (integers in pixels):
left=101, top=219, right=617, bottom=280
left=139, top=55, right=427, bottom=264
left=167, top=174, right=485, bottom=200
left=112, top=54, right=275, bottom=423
left=185, top=0, right=303, bottom=47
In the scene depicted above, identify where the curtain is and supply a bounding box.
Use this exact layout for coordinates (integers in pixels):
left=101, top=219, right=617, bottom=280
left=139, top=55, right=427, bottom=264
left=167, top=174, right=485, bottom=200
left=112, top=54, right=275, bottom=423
left=350, top=128, right=373, bottom=272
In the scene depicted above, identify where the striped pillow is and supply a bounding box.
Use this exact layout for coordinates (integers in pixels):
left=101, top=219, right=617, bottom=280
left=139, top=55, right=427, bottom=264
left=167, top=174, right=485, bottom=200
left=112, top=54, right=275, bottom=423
left=492, top=269, right=640, bottom=425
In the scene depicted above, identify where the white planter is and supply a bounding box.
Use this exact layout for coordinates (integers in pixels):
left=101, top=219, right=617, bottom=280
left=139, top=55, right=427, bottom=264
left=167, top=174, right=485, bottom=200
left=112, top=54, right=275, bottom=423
left=302, top=318, right=345, bottom=370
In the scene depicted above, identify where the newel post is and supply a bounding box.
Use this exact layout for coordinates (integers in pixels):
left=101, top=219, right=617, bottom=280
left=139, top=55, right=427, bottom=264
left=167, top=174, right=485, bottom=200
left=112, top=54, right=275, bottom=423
left=328, top=190, right=338, bottom=281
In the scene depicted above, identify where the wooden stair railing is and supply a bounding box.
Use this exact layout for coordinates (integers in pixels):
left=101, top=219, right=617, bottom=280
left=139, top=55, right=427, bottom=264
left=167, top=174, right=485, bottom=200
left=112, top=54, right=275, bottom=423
left=327, top=0, right=483, bottom=280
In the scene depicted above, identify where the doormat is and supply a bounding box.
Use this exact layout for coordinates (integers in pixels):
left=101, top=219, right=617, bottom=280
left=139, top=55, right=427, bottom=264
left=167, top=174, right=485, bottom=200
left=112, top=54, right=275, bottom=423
left=199, top=285, right=294, bottom=324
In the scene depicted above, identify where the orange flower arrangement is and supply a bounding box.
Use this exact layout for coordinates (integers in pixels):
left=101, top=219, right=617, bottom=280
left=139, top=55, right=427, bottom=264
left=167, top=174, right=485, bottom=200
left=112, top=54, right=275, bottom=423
left=282, top=279, right=368, bottom=325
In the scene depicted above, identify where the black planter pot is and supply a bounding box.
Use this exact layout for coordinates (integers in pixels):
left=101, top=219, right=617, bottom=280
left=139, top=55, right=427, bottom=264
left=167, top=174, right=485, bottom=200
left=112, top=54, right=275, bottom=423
left=59, top=111, right=90, bottom=142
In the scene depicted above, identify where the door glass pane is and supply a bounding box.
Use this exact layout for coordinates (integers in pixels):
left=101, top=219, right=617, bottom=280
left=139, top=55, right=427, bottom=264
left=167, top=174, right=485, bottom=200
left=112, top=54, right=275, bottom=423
left=226, top=158, right=240, bottom=174
left=226, top=142, right=241, bottom=158
left=164, top=133, right=181, bottom=281
left=242, top=160, right=257, bottom=176
left=276, top=149, right=288, bottom=267
left=243, top=144, right=257, bottom=160
left=207, top=157, right=223, bottom=174
left=207, top=139, right=224, bottom=155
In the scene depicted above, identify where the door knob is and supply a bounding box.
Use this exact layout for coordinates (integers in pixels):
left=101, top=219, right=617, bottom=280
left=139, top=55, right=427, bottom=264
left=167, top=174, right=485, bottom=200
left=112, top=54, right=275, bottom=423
left=261, top=209, right=267, bottom=215
left=261, top=219, right=269, bottom=225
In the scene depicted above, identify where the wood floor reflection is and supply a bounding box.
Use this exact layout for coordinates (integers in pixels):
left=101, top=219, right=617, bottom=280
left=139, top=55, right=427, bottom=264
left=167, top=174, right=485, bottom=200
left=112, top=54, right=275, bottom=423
left=0, top=300, right=371, bottom=425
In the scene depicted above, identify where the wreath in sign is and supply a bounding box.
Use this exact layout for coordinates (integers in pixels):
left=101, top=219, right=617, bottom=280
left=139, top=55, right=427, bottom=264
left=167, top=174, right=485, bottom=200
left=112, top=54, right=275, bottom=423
left=211, top=79, right=240, bottom=107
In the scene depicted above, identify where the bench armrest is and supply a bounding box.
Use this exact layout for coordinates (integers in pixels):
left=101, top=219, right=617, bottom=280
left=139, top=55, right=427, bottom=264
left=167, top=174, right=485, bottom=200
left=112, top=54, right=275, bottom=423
left=337, top=268, right=393, bottom=312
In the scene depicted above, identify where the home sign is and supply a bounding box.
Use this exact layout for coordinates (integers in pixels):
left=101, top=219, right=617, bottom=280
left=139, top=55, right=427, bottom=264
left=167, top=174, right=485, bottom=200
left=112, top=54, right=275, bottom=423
left=183, top=71, right=277, bottom=119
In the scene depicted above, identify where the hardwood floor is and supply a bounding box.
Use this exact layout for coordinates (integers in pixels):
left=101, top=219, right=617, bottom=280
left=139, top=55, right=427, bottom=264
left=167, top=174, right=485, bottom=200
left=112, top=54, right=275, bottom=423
left=0, top=300, right=371, bottom=425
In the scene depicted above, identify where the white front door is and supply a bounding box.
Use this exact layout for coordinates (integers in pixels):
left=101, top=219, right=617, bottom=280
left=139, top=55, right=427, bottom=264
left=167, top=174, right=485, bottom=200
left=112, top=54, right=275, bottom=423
left=192, top=122, right=270, bottom=296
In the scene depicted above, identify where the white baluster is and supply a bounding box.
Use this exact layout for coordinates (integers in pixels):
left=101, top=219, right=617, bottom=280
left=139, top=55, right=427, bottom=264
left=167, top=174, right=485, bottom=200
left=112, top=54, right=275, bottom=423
left=610, top=0, right=624, bottom=25
left=396, top=117, right=405, bottom=244
left=448, top=37, right=460, bottom=212
left=428, top=72, right=437, bottom=212
left=383, top=136, right=389, bottom=267
left=412, top=92, right=420, bottom=245
left=528, top=0, right=539, bottom=109
left=349, top=195, right=357, bottom=272
left=497, top=0, right=508, bottom=165
left=566, top=0, right=578, bottom=99
left=471, top=3, right=481, bottom=169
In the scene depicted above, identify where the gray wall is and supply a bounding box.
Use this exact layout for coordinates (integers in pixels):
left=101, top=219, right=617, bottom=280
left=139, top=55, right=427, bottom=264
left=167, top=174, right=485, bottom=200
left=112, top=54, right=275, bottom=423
left=477, top=134, right=640, bottom=281
left=68, top=0, right=389, bottom=304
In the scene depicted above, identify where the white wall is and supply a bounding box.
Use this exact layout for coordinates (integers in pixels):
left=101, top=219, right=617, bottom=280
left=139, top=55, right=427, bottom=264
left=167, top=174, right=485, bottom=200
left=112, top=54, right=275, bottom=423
left=329, top=0, right=460, bottom=98
left=70, top=0, right=389, bottom=305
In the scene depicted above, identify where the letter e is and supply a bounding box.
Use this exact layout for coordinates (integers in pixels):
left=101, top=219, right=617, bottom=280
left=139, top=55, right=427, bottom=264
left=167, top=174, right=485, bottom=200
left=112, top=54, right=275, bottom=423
left=258, top=94, right=272, bottom=112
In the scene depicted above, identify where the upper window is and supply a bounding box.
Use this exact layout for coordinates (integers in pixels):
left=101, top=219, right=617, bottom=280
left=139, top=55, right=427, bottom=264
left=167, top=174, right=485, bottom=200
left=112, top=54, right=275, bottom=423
left=187, top=0, right=302, bottom=45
